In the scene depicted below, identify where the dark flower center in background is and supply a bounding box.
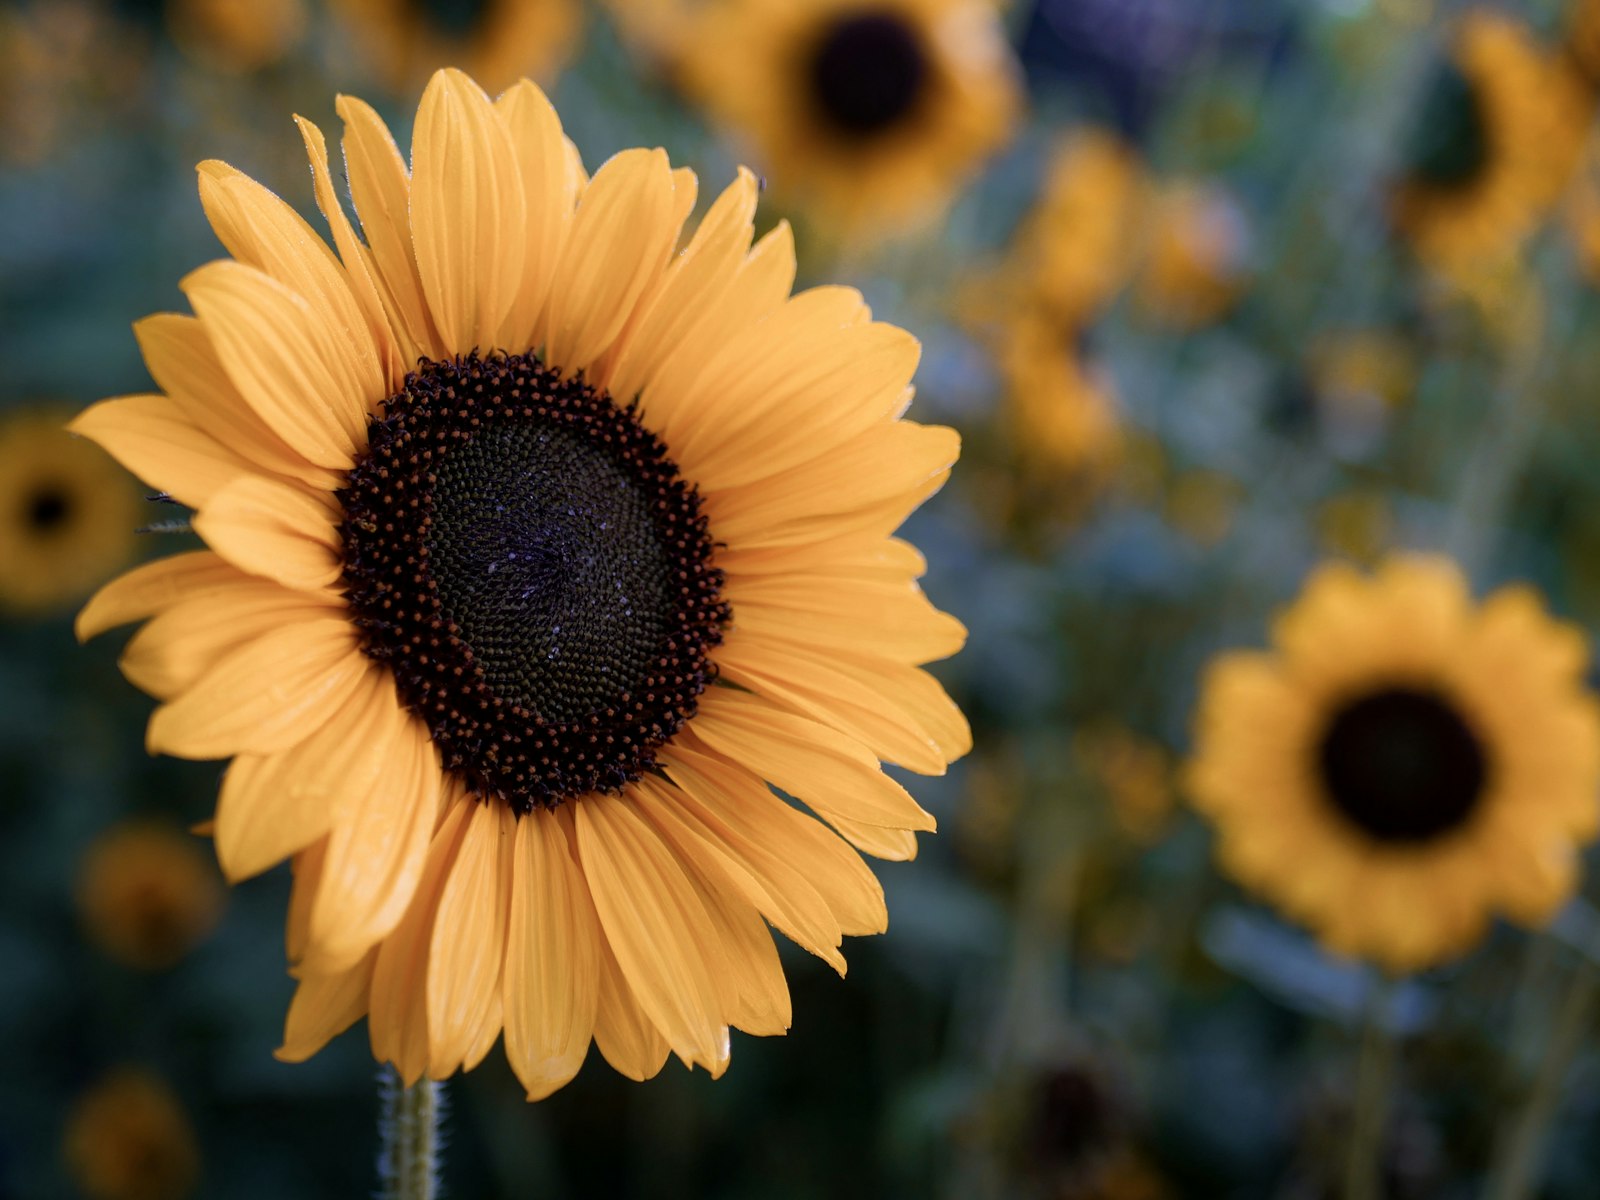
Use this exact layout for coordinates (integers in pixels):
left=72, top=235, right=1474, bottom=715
left=1317, top=686, right=1488, bottom=842
left=339, top=353, right=728, bottom=814
left=26, top=485, right=72, bottom=534
left=413, top=0, right=492, bottom=38
left=806, top=11, right=930, bottom=138
left=1407, top=63, right=1489, bottom=190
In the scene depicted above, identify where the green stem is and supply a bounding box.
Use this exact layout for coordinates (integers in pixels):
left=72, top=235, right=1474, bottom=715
left=1485, top=954, right=1599, bottom=1200
left=379, top=1066, right=443, bottom=1200
left=1343, top=979, right=1396, bottom=1200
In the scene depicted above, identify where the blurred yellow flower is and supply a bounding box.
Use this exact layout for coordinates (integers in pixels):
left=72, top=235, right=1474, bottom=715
left=1314, top=490, right=1393, bottom=565
left=996, top=314, right=1122, bottom=480
left=1392, top=10, right=1589, bottom=277
left=62, top=1068, right=200, bottom=1200
left=1164, top=469, right=1242, bottom=548
left=0, top=408, right=139, bottom=616
left=167, top=0, right=306, bottom=73
left=1008, top=129, right=1146, bottom=327
left=77, top=822, right=225, bottom=970
left=1308, top=330, right=1416, bottom=414
left=1074, top=725, right=1174, bottom=844
left=1189, top=555, right=1600, bottom=973
left=680, top=0, right=1020, bottom=240
left=1134, top=180, right=1250, bottom=331
left=331, top=0, right=582, bottom=93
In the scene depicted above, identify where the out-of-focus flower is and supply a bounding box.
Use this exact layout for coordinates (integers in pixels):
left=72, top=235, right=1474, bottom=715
left=0, top=0, right=148, bottom=165
left=75, top=69, right=967, bottom=1100
left=1007, top=129, right=1146, bottom=327
left=1392, top=10, right=1589, bottom=278
left=1564, top=0, right=1600, bottom=87
left=1075, top=725, right=1174, bottom=844
left=680, top=0, right=1020, bottom=241
left=77, top=823, right=225, bottom=970
left=1315, top=490, right=1393, bottom=566
left=330, top=0, right=582, bottom=93
left=0, top=408, right=139, bottom=616
left=62, top=1068, right=200, bottom=1200
left=996, top=314, right=1122, bottom=480
left=1189, top=555, right=1600, bottom=973
left=1308, top=330, right=1416, bottom=415
left=1133, top=180, right=1250, bottom=331
left=167, top=0, right=307, bottom=73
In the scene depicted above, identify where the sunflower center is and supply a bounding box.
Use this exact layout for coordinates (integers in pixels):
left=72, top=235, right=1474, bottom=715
left=1316, top=686, right=1488, bottom=843
left=806, top=11, right=930, bottom=138
left=338, top=353, right=727, bottom=814
left=1407, top=63, right=1489, bottom=190
left=25, top=484, right=71, bottom=533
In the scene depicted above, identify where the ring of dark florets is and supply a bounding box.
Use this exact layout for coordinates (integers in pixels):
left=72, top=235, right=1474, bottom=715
left=337, top=352, right=728, bottom=814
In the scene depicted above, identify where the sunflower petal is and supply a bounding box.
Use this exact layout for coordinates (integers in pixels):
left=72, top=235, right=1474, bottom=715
left=76, top=551, right=239, bottom=642
left=494, top=79, right=579, bottom=352
left=592, top=936, right=671, bottom=1082
left=276, top=951, right=376, bottom=1063
left=192, top=475, right=342, bottom=593
left=70, top=393, right=256, bottom=510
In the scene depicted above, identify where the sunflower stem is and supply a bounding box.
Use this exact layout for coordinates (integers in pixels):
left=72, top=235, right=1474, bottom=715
left=1342, top=977, right=1395, bottom=1200
left=378, top=1066, right=443, bottom=1200
left=1484, top=952, right=1599, bottom=1200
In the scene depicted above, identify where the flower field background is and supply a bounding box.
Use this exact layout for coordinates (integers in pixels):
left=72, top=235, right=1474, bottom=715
left=7, top=0, right=1600, bottom=1197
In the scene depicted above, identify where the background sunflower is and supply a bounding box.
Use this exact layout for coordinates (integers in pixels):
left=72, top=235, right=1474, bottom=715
left=12, top=0, right=1600, bottom=1197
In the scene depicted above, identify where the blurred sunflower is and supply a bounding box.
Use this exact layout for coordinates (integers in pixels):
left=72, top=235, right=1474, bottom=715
left=680, top=0, right=1020, bottom=239
left=996, top=315, right=1121, bottom=480
left=1392, top=10, right=1589, bottom=275
left=1564, top=0, right=1600, bottom=85
left=77, top=822, right=225, bottom=970
left=331, top=0, right=581, bottom=93
left=1189, top=556, right=1600, bottom=973
left=0, top=408, right=139, bottom=616
left=1005, top=128, right=1145, bottom=327
left=166, top=0, right=306, bottom=73
left=75, top=69, right=966, bottom=1098
left=1133, top=180, right=1250, bottom=331
left=62, top=1068, right=200, bottom=1200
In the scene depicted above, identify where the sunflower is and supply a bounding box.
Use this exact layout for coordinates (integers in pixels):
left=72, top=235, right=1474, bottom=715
left=77, top=821, right=225, bottom=970
left=1188, top=555, right=1600, bottom=974
left=0, top=407, right=139, bottom=615
left=331, top=0, right=581, bottom=94
left=1133, top=180, right=1250, bottom=331
left=679, top=0, right=1020, bottom=239
left=1391, top=10, right=1590, bottom=276
left=62, top=1068, right=200, bottom=1200
left=995, top=313, right=1121, bottom=480
left=75, top=69, right=967, bottom=1097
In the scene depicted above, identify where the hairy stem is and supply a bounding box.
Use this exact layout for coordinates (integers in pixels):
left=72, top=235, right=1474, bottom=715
left=378, top=1066, right=443, bottom=1200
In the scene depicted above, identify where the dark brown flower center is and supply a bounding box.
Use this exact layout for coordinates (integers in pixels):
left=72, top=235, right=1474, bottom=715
left=338, top=353, right=727, bottom=814
left=25, top=484, right=72, bottom=534
left=1316, top=686, right=1488, bottom=843
left=412, top=0, right=490, bottom=38
left=1406, top=62, right=1490, bottom=190
left=806, top=10, right=930, bottom=139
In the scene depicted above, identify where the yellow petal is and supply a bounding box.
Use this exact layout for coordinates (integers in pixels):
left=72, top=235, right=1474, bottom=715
left=70, top=393, right=256, bottom=509
left=276, top=952, right=375, bottom=1063
left=725, top=576, right=967, bottom=665
left=503, top=809, right=600, bottom=1101
left=410, top=69, right=527, bottom=352
left=133, top=313, right=341, bottom=490
left=543, top=148, right=678, bottom=376
left=689, top=690, right=935, bottom=834
left=661, top=743, right=885, bottom=939
left=196, top=161, right=386, bottom=415
left=303, top=705, right=440, bottom=973
left=295, top=116, right=411, bottom=386
left=824, top=818, right=919, bottom=862
left=76, top=551, right=240, bottom=642
left=192, top=475, right=342, bottom=593
left=214, top=665, right=401, bottom=882
left=688, top=865, right=790, bottom=1037
left=592, top=935, right=671, bottom=1082
left=337, top=94, right=442, bottom=358
left=426, top=800, right=514, bottom=1077
left=493, top=80, right=579, bottom=353
left=181, top=261, right=361, bottom=470
left=575, top=794, right=729, bottom=1075
left=121, top=578, right=339, bottom=701
left=146, top=618, right=365, bottom=759
left=369, top=795, right=474, bottom=1085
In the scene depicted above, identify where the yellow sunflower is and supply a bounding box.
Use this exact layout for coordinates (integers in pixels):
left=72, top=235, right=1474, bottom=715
left=166, top=0, right=306, bottom=73
left=62, top=1068, right=200, bottom=1200
left=0, top=407, right=139, bottom=615
left=331, top=0, right=581, bottom=93
left=77, top=821, right=226, bottom=970
left=1391, top=10, right=1590, bottom=275
left=75, top=69, right=967, bottom=1097
left=1188, top=555, right=1600, bottom=974
left=996, top=313, right=1121, bottom=480
left=1133, top=180, right=1250, bottom=331
left=679, top=0, right=1020, bottom=239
